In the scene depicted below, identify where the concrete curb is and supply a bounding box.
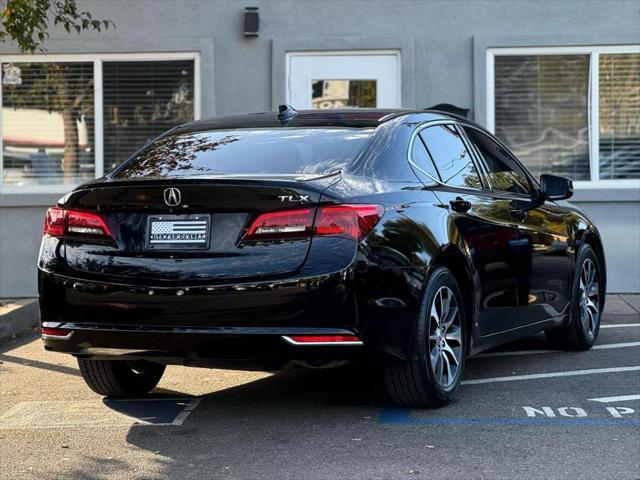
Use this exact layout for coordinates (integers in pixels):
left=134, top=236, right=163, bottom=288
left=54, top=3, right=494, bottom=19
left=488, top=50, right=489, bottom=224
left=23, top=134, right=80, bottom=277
left=0, top=299, right=39, bottom=340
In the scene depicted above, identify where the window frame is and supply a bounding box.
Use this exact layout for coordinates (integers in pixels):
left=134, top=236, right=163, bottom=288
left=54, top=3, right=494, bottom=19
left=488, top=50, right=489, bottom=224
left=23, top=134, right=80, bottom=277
left=0, top=52, right=201, bottom=194
left=407, top=120, right=488, bottom=192
left=486, top=44, right=640, bottom=189
left=460, top=124, right=536, bottom=198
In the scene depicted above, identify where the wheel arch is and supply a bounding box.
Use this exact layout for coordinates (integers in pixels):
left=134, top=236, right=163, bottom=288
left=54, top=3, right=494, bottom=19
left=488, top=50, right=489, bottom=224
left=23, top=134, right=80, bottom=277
left=429, top=245, right=477, bottom=353
left=580, top=226, right=607, bottom=295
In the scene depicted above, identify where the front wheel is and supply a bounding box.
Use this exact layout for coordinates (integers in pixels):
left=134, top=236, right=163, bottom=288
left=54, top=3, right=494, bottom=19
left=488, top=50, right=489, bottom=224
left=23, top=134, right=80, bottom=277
left=545, top=244, right=604, bottom=350
left=384, top=266, right=467, bottom=408
left=77, top=358, right=165, bottom=397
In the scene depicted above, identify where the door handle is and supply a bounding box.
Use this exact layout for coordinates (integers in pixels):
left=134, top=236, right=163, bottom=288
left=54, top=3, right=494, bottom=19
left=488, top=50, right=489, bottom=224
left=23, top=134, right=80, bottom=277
left=450, top=197, right=471, bottom=213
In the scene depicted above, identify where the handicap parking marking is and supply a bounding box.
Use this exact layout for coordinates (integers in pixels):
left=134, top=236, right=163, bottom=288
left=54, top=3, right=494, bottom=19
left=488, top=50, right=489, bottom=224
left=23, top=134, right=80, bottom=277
left=379, top=361, right=640, bottom=427
left=0, top=397, right=201, bottom=429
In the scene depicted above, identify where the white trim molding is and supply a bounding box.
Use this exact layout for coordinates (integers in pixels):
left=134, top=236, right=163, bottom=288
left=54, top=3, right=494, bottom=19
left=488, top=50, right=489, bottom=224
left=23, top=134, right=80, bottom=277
left=486, top=44, right=640, bottom=190
left=0, top=51, right=201, bottom=194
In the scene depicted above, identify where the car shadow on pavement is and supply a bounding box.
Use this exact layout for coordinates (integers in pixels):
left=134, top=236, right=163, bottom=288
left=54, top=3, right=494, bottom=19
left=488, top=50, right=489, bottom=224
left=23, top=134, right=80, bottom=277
left=118, top=365, right=386, bottom=478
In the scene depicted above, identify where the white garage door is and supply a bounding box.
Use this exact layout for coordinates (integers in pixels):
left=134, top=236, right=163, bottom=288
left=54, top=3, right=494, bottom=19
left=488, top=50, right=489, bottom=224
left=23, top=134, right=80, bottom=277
left=286, top=51, right=401, bottom=110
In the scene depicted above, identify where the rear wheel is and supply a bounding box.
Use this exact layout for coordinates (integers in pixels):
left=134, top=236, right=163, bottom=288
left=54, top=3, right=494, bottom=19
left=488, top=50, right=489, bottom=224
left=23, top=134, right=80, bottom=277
left=545, top=244, right=603, bottom=350
left=77, top=358, right=165, bottom=397
left=384, top=266, right=466, bottom=408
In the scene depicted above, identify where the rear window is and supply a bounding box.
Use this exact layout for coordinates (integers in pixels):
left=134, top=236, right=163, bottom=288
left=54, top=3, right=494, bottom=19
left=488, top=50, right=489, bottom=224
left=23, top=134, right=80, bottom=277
left=114, top=128, right=374, bottom=178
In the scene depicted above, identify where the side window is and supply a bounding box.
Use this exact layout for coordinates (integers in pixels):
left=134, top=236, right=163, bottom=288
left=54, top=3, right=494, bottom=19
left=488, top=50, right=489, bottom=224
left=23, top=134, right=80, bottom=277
left=410, top=134, right=440, bottom=181
left=464, top=127, right=532, bottom=195
left=420, top=125, right=482, bottom=189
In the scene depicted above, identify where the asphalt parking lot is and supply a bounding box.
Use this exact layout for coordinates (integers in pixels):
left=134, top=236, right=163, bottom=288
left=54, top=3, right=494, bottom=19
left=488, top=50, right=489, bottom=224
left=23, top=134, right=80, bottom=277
left=1, top=299, right=639, bottom=479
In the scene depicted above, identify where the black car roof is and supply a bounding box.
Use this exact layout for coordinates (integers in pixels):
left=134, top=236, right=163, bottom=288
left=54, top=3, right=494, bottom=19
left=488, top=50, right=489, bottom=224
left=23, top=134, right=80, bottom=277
left=172, top=108, right=470, bottom=133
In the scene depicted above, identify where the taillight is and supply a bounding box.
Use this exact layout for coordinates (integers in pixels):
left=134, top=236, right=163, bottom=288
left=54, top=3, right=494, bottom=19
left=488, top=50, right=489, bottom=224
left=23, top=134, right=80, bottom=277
left=66, top=210, right=112, bottom=237
left=244, top=204, right=383, bottom=242
left=43, top=208, right=114, bottom=240
left=315, top=204, right=384, bottom=241
left=43, top=207, right=66, bottom=237
left=245, top=208, right=314, bottom=240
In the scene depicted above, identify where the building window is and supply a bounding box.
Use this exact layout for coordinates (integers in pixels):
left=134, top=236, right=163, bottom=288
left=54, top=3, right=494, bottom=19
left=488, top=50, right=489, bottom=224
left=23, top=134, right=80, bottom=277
left=488, top=46, right=640, bottom=186
left=599, top=53, right=640, bottom=180
left=0, top=53, right=199, bottom=192
left=2, top=62, right=95, bottom=187
left=311, top=79, right=377, bottom=109
left=103, top=61, right=195, bottom=172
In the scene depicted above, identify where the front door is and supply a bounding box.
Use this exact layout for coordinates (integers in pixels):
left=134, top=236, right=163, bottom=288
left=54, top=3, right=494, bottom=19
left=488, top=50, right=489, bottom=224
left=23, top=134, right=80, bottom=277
left=510, top=200, right=574, bottom=326
left=460, top=126, right=572, bottom=328
left=286, top=51, right=401, bottom=109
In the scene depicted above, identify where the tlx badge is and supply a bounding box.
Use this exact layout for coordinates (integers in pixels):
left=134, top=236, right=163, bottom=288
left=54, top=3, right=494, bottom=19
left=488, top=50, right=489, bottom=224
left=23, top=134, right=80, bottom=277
left=278, top=195, right=310, bottom=203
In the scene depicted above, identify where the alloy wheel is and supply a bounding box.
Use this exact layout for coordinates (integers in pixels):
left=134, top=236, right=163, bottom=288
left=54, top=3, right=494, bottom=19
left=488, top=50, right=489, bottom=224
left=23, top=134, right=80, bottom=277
left=579, top=258, right=600, bottom=337
left=428, top=286, right=463, bottom=388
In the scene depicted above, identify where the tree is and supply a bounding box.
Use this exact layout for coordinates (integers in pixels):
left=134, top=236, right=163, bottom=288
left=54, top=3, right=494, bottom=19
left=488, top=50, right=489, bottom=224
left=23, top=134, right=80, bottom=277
left=1, top=1, right=113, bottom=182
left=1, top=0, right=114, bottom=53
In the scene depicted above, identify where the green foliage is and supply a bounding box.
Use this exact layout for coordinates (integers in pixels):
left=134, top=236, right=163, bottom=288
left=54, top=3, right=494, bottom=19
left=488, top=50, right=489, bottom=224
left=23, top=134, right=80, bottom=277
left=0, top=0, right=114, bottom=53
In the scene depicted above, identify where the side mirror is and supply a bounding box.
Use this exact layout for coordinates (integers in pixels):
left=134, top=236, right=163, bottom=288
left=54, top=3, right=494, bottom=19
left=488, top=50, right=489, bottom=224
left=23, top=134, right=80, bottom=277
left=540, top=174, right=573, bottom=200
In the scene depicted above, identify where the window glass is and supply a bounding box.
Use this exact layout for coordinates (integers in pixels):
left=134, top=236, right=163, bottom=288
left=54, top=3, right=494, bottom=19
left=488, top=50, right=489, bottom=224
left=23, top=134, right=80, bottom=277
left=311, top=80, right=376, bottom=109
left=420, top=125, right=481, bottom=189
left=599, top=53, right=640, bottom=179
left=1, top=62, right=94, bottom=186
left=494, top=55, right=590, bottom=180
left=410, top=134, right=440, bottom=181
left=464, top=127, right=531, bottom=195
left=114, top=128, right=374, bottom=179
left=103, top=60, right=195, bottom=172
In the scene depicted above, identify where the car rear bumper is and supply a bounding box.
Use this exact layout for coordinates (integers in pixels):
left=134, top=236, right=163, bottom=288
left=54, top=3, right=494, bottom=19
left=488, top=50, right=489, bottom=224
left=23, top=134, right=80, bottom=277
left=38, top=267, right=362, bottom=360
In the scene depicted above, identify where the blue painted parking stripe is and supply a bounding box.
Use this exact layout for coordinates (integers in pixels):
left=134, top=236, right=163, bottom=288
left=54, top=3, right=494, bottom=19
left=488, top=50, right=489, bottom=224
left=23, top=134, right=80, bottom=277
left=378, top=408, right=640, bottom=427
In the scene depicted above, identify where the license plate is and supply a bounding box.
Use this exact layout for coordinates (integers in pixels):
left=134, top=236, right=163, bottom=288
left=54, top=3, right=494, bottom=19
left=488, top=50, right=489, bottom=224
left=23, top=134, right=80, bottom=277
left=146, top=215, right=211, bottom=249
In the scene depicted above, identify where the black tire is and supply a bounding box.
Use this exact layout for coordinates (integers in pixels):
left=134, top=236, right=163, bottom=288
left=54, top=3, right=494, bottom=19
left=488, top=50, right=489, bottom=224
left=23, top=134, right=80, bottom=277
left=77, top=358, right=165, bottom=397
left=545, top=244, right=604, bottom=350
left=384, top=266, right=467, bottom=408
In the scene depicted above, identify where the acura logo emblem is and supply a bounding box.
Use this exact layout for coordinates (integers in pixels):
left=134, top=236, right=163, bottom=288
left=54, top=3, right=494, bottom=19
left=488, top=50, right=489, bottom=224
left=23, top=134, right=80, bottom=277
left=163, top=188, right=181, bottom=207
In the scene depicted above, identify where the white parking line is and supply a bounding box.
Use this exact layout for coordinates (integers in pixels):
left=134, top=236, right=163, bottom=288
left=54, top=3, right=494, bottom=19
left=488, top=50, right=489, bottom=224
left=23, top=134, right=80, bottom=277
left=171, top=398, right=201, bottom=426
left=588, top=394, right=640, bottom=403
left=601, top=324, right=640, bottom=329
left=474, top=341, right=640, bottom=359
left=461, top=365, right=640, bottom=386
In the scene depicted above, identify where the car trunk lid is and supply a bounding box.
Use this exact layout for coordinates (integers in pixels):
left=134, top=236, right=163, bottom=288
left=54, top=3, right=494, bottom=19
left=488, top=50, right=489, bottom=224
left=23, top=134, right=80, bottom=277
left=61, top=175, right=339, bottom=285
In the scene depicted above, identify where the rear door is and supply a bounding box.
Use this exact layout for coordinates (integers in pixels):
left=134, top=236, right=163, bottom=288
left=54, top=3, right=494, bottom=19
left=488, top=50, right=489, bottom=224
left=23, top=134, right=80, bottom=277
left=462, top=126, right=573, bottom=326
left=411, top=123, right=520, bottom=335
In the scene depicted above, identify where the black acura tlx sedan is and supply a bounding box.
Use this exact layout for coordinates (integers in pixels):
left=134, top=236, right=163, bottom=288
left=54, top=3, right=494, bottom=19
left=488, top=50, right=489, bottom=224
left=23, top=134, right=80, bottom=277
left=38, top=106, right=606, bottom=407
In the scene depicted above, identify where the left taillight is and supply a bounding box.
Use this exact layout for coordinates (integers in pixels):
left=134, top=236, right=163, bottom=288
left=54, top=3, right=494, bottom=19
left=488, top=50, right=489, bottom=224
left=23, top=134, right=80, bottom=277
left=43, top=207, right=114, bottom=240
left=43, top=207, right=66, bottom=237
left=244, top=204, right=383, bottom=242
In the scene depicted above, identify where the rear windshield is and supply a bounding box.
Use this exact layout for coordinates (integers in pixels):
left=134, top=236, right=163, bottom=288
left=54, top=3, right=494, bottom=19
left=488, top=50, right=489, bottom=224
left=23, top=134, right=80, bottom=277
left=114, top=128, right=374, bottom=179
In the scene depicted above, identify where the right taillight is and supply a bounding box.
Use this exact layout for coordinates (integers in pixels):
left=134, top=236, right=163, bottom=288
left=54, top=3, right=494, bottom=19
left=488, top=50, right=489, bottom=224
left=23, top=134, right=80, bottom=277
left=244, top=208, right=315, bottom=240
left=315, top=204, right=384, bottom=241
left=244, top=204, right=383, bottom=242
left=43, top=207, right=114, bottom=240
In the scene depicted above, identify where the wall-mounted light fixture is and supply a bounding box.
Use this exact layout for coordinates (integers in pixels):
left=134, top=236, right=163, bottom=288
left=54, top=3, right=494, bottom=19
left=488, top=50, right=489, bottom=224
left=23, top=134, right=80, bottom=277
left=244, top=7, right=259, bottom=37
